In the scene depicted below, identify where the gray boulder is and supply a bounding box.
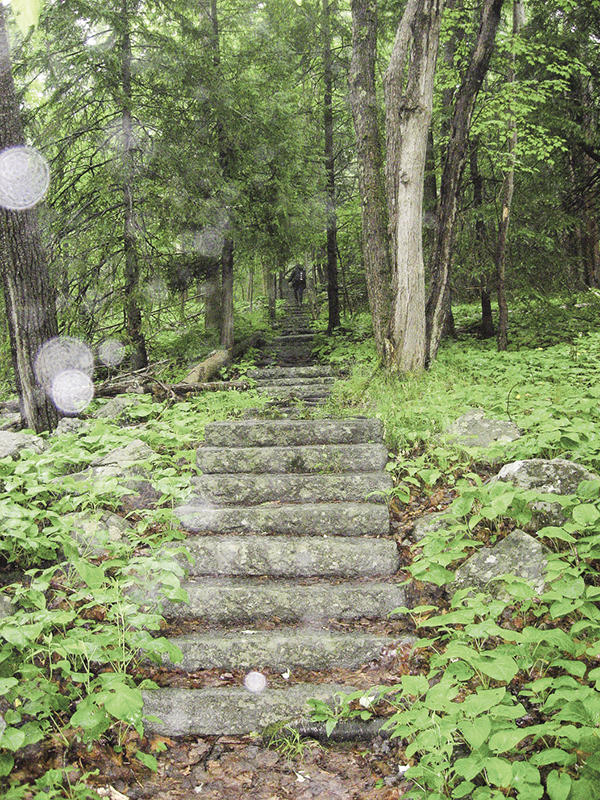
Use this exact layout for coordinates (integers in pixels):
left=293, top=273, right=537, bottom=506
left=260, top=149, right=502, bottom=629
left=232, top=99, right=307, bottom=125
left=451, top=529, right=549, bottom=600
left=94, top=394, right=151, bottom=424
left=0, top=431, right=45, bottom=459
left=59, top=439, right=157, bottom=494
left=495, top=458, right=599, bottom=529
left=65, top=511, right=133, bottom=556
left=445, top=410, right=521, bottom=449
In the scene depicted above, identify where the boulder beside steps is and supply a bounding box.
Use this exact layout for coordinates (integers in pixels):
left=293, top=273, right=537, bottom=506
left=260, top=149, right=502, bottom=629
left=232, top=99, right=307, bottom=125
left=143, top=415, right=409, bottom=737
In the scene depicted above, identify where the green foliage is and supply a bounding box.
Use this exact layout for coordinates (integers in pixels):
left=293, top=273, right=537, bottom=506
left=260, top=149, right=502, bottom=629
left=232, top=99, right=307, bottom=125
left=0, top=385, right=267, bottom=791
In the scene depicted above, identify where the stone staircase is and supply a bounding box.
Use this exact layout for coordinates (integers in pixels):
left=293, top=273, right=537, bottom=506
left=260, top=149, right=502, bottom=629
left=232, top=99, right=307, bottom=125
left=143, top=417, right=407, bottom=736
left=142, top=305, right=408, bottom=737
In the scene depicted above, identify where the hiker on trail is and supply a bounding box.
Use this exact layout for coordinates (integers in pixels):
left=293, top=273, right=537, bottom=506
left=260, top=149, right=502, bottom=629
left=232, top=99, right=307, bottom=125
left=288, top=265, right=307, bottom=305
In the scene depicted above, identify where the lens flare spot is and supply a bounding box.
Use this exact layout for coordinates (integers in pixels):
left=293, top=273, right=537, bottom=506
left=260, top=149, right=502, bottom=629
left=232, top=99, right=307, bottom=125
left=244, top=671, right=267, bottom=694
left=51, top=370, right=94, bottom=415
left=0, top=146, right=50, bottom=210
left=98, top=339, right=125, bottom=367
left=34, top=337, right=94, bottom=392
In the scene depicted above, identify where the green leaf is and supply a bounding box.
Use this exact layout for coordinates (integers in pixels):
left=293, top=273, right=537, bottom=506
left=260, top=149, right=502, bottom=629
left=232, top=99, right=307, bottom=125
left=572, top=503, right=600, bottom=525
left=0, top=726, right=25, bottom=751
left=484, top=756, right=513, bottom=787
left=136, top=751, right=158, bottom=771
left=103, top=684, right=143, bottom=723
left=530, top=748, right=576, bottom=767
left=546, top=770, right=571, bottom=800
left=458, top=716, right=491, bottom=750
left=488, top=727, right=532, bottom=753
left=400, top=674, right=430, bottom=698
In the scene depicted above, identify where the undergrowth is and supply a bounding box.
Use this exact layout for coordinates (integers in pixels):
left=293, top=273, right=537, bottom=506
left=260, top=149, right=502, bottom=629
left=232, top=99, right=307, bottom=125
left=0, top=388, right=267, bottom=798
left=311, top=305, right=600, bottom=799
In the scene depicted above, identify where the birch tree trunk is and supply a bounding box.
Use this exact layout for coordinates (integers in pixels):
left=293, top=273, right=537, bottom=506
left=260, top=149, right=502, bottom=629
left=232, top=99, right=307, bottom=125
left=383, top=0, right=444, bottom=373
left=425, top=0, right=504, bottom=363
left=348, top=0, right=393, bottom=361
left=0, top=7, right=60, bottom=432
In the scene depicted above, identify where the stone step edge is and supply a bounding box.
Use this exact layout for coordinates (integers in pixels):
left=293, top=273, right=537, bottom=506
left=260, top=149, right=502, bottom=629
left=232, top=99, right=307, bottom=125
left=164, top=628, right=412, bottom=671
left=173, top=502, right=391, bottom=537
left=162, top=534, right=399, bottom=577
left=159, top=578, right=406, bottom=623
left=142, top=683, right=358, bottom=737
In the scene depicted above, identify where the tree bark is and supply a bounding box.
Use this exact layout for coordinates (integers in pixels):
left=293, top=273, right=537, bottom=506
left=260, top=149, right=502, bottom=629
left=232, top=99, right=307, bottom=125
left=348, top=0, right=393, bottom=361
left=0, top=7, right=60, bottom=432
left=220, top=237, right=234, bottom=348
left=383, top=0, right=444, bottom=373
left=469, top=139, right=495, bottom=338
left=323, top=0, right=340, bottom=334
left=496, top=0, right=522, bottom=351
left=120, top=0, right=148, bottom=371
left=425, top=0, right=504, bottom=363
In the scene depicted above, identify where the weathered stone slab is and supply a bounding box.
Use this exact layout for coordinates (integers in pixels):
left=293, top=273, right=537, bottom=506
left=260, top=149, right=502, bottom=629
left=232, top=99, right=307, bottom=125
left=94, top=394, right=151, bottom=423
left=204, top=418, right=385, bottom=448
left=0, top=431, right=45, bottom=459
left=61, top=439, right=157, bottom=493
left=166, top=534, right=399, bottom=577
left=160, top=578, right=406, bottom=624
left=451, top=529, right=549, bottom=599
left=410, top=511, right=458, bottom=542
left=197, top=443, right=388, bottom=475
left=253, top=377, right=336, bottom=388
left=255, top=385, right=333, bottom=401
left=166, top=629, right=406, bottom=671
left=143, top=683, right=355, bottom=737
left=495, top=458, right=599, bottom=529
left=191, top=472, right=392, bottom=505
left=174, top=502, right=390, bottom=537
left=65, top=511, right=133, bottom=556
left=445, top=410, right=521, bottom=448
left=90, top=439, right=156, bottom=469
left=248, top=366, right=334, bottom=380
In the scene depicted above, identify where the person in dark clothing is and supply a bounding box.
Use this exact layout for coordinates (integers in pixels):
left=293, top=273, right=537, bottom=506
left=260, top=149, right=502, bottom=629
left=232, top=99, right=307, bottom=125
left=288, top=265, right=307, bottom=305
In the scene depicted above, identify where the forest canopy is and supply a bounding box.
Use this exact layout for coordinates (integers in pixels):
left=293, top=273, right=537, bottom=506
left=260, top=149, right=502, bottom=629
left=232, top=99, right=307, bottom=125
left=0, top=0, right=598, bottom=426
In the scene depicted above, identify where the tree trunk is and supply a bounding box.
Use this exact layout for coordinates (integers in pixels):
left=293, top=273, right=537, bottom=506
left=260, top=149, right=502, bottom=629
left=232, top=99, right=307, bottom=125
left=211, top=0, right=236, bottom=348
left=0, top=7, right=60, bottom=432
left=469, top=138, right=495, bottom=338
left=383, top=0, right=444, bottom=373
left=121, top=0, right=148, bottom=371
left=348, top=0, right=393, bottom=361
left=220, top=237, right=234, bottom=348
left=323, top=0, right=340, bottom=334
left=425, top=0, right=504, bottom=364
left=496, top=0, right=522, bottom=352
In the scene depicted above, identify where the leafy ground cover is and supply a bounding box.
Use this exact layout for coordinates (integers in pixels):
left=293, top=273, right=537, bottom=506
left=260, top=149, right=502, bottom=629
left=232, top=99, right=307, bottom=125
left=2, top=302, right=600, bottom=798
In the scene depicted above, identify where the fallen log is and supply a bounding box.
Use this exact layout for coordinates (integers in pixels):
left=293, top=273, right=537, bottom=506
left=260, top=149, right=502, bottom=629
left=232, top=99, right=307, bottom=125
left=183, top=331, right=265, bottom=384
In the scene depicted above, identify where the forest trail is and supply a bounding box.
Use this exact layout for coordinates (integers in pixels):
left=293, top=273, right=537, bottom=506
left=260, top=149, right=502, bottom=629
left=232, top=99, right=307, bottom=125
left=142, top=303, right=411, bottom=738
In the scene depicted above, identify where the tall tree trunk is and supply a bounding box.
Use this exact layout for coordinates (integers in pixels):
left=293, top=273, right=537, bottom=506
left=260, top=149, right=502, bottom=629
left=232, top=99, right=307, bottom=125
left=469, top=138, right=495, bottom=338
left=348, top=0, right=393, bottom=361
left=220, top=238, right=234, bottom=348
left=426, top=0, right=504, bottom=363
left=121, top=0, right=148, bottom=371
left=210, top=0, right=235, bottom=348
left=0, top=8, right=59, bottom=432
left=496, top=0, right=522, bottom=351
left=323, top=0, right=340, bottom=334
left=383, top=0, right=444, bottom=373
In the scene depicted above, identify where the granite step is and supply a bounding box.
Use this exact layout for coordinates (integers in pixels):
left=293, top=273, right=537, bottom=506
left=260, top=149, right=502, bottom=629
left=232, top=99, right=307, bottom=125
left=190, top=471, right=392, bottom=505
left=142, top=684, right=355, bottom=737
left=196, top=443, right=389, bottom=474
left=247, top=366, right=335, bottom=381
left=174, top=501, right=390, bottom=537
left=166, top=534, right=399, bottom=577
left=203, top=418, right=384, bottom=448
left=160, top=578, right=406, bottom=624
left=164, top=628, right=407, bottom=671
